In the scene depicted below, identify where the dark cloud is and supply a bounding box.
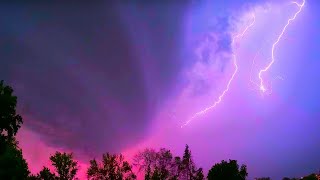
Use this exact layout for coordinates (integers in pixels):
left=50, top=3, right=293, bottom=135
left=0, top=2, right=191, bottom=155
left=0, top=0, right=252, bottom=157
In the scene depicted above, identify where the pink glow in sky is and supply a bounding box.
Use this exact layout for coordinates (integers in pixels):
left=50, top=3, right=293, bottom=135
left=15, top=0, right=320, bottom=179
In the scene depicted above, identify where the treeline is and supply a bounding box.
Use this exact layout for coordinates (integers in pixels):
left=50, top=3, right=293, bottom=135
left=26, top=145, right=249, bottom=180
left=1, top=80, right=319, bottom=180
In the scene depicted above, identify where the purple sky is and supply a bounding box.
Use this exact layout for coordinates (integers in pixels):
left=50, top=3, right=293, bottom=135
left=1, top=0, right=320, bottom=179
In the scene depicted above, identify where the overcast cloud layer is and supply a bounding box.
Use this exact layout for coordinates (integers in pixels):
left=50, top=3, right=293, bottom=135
left=1, top=0, right=320, bottom=179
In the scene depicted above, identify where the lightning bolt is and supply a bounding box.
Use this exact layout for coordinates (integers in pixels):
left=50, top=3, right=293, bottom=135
left=258, top=0, right=305, bottom=93
left=181, top=14, right=256, bottom=128
left=249, top=46, right=284, bottom=95
left=249, top=47, right=263, bottom=91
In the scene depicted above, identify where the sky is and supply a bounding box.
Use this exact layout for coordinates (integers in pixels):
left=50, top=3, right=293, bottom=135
left=0, top=0, right=319, bottom=179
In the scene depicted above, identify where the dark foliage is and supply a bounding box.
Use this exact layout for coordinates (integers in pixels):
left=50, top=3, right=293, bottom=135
left=50, top=152, right=78, bottom=180
left=134, top=145, right=204, bottom=180
left=0, top=137, right=30, bottom=179
left=87, top=153, right=136, bottom=180
left=207, top=159, right=248, bottom=180
left=38, top=167, right=57, bottom=180
left=0, top=81, right=29, bottom=179
left=0, top=80, right=23, bottom=139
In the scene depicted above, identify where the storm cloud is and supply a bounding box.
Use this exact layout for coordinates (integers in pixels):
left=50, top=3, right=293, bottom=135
left=2, top=0, right=320, bottom=179
left=0, top=0, right=274, bottom=156
left=0, top=1, right=192, bottom=154
left=0, top=0, right=266, bottom=156
left=0, top=0, right=241, bottom=156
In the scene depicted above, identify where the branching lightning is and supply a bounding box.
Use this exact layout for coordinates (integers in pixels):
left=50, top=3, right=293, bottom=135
left=258, top=0, right=305, bottom=93
left=181, top=0, right=305, bottom=128
left=249, top=47, right=263, bottom=91
left=249, top=47, right=284, bottom=95
left=181, top=14, right=256, bottom=128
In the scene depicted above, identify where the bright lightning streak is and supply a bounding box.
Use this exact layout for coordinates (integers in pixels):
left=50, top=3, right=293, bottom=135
left=258, top=0, right=305, bottom=93
left=181, top=14, right=256, bottom=128
left=249, top=47, right=284, bottom=96
left=249, top=47, right=263, bottom=91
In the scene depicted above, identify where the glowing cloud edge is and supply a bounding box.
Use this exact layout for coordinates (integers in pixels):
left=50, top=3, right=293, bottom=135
left=181, top=0, right=305, bottom=128
left=181, top=14, right=256, bottom=128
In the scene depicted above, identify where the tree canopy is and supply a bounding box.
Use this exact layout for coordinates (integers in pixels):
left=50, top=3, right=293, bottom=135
left=255, top=177, right=271, bottom=180
left=0, top=137, right=30, bottom=179
left=38, top=166, right=57, bottom=180
left=134, top=145, right=204, bottom=180
left=0, top=80, right=29, bottom=179
left=0, top=80, right=23, bottom=139
left=87, top=152, right=136, bottom=180
left=50, top=152, right=78, bottom=180
left=207, top=159, right=248, bottom=180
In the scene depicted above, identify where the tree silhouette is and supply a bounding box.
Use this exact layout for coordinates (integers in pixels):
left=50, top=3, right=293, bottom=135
left=27, top=174, right=41, bottom=180
left=0, top=80, right=23, bottom=139
left=87, top=153, right=136, bottom=180
left=133, top=148, right=158, bottom=180
left=134, top=148, right=181, bottom=180
left=301, top=174, right=318, bottom=180
left=181, top=144, right=203, bottom=180
left=38, top=166, right=57, bottom=180
left=170, top=156, right=183, bottom=180
left=0, top=137, right=30, bottom=179
left=207, top=159, right=248, bottom=180
left=0, top=80, right=29, bottom=179
left=153, top=148, right=173, bottom=180
left=50, top=152, right=78, bottom=180
left=194, top=168, right=204, bottom=180
left=181, top=144, right=193, bottom=179
left=151, top=167, right=161, bottom=180
left=282, top=178, right=299, bottom=180
left=134, top=146, right=203, bottom=180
